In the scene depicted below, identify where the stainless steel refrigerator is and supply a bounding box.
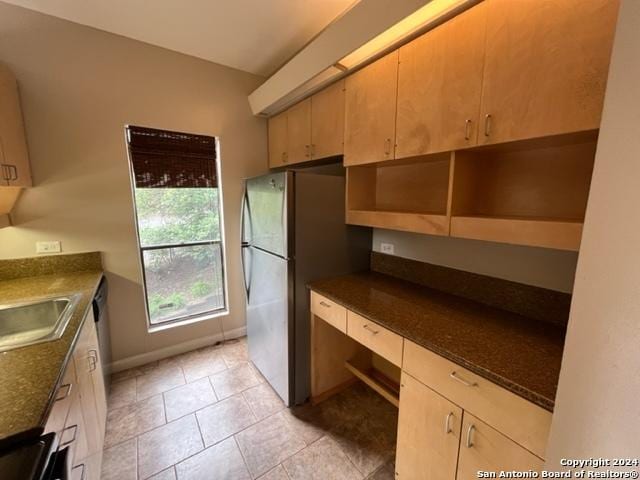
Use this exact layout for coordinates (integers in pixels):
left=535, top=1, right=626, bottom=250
left=241, top=167, right=371, bottom=406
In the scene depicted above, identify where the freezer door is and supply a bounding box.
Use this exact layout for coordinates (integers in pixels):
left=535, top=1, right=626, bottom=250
left=245, top=246, right=293, bottom=405
left=244, top=172, right=290, bottom=258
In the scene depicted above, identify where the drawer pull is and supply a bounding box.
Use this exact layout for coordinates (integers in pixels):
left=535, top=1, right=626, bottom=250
left=466, top=424, right=476, bottom=448
left=450, top=371, right=478, bottom=387
left=60, top=424, right=78, bottom=448
left=319, top=301, right=332, bottom=308
left=363, top=324, right=380, bottom=335
left=444, top=412, right=454, bottom=434
left=54, top=383, right=73, bottom=402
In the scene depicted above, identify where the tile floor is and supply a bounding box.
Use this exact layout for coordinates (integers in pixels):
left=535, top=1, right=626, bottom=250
left=101, top=337, right=397, bottom=480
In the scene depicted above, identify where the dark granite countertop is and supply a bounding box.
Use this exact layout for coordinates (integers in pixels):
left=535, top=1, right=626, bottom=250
left=308, top=271, right=566, bottom=411
left=0, top=269, right=103, bottom=447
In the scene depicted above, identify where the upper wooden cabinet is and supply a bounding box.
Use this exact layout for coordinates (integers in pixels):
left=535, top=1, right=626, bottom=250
left=479, top=0, right=619, bottom=145
left=268, top=80, right=345, bottom=168
left=311, top=80, right=345, bottom=160
left=0, top=63, right=31, bottom=187
left=286, top=98, right=312, bottom=164
left=268, top=111, right=288, bottom=168
left=344, top=51, right=399, bottom=166
left=396, top=2, right=486, bottom=158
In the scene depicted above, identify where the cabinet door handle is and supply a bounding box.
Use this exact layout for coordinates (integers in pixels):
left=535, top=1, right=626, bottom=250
left=450, top=371, right=478, bottom=387
left=444, top=412, right=454, bottom=434
left=384, top=138, right=392, bottom=156
left=319, top=301, right=331, bottom=308
left=88, top=350, right=98, bottom=372
left=484, top=114, right=492, bottom=137
left=1, top=164, right=11, bottom=181
left=282, top=152, right=288, bottom=163
left=311, top=144, right=316, bottom=158
left=305, top=144, right=310, bottom=158
left=54, top=383, right=73, bottom=402
left=464, top=119, right=472, bottom=140
left=71, top=463, right=86, bottom=480
left=466, top=424, right=476, bottom=448
left=60, top=424, right=78, bottom=448
left=363, top=323, right=379, bottom=335
left=8, top=165, right=17, bottom=181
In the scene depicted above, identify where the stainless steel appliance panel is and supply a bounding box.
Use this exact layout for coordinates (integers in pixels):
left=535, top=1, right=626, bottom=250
left=244, top=245, right=293, bottom=405
left=244, top=172, right=289, bottom=258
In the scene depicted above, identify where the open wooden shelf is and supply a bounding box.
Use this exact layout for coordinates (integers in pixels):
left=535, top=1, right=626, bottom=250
left=347, top=209, right=449, bottom=235
left=346, top=153, right=451, bottom=236
left=345, top=357, right=400, bottom=407
left=450, top=215, right=584, bottom=251
left=345, top=132, right=598, bottom=251
left=449, top=134, right=596, bottom=250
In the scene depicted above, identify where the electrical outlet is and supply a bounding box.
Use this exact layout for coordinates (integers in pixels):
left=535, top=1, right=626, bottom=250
left=380, top=242, right=395, bottom=255
left=36, top=241, right=61, bottom=254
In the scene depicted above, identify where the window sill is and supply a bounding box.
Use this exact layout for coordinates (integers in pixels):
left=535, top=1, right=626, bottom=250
left=147, top=309, right=229, bottom=333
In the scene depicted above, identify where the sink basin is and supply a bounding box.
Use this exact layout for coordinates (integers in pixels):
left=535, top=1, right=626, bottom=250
left=0, top=294, right=82, bottom=352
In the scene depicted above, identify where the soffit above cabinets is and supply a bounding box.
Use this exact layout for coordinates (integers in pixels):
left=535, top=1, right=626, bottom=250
left=249, top=0, right=478, bottom=116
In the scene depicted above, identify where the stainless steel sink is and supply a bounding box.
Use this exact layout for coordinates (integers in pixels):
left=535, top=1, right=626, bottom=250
left=0, top=294, right=82, bottom=352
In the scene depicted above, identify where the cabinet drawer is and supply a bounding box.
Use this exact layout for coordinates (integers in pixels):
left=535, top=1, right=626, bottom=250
left=457, top=412, right=543, bottom=478
left=310, top=291, right=347, bottom=333
left=403, top=340, right=551, bottom=458
left=347, top=311, right=403, bottom=366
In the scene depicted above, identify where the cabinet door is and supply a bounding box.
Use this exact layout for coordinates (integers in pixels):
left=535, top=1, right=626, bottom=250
left=311, top=80, right=345, bottom=160
left=396, top=2, right=486, bottom=158
left=479, top=0, right=619, bottom=145
left=268, top=111, right=288, bottom=168
left=396, top=372, right=462, bottom=480
left=457, top=412, right=543, bottom=479
left=73, top=315, right=107, bottom=464
left=0, top=64, right=31, bottom=187
left=287, top=98, right=312, bottom=164
left=87, top=318, right=107, bottom=443
left=344, top=51, right=399, bottom=166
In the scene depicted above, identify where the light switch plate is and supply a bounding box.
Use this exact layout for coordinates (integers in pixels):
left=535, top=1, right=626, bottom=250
left=380, top=242, right=395, bottom=255
left=36, top=241, right=61, bottom=254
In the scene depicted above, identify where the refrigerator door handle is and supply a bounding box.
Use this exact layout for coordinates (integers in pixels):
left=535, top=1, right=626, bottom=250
left=241, top=245, right=251, bottom=302
left=241, top=189, right=251, bottom=245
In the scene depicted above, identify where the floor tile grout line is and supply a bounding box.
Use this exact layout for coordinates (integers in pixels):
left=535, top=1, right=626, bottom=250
left=231, top=434, right=253, bottom=479
left=194, top=409, right=207, bottom=453
left=108, top=391, right=258, bottom=452
left=137, top=414, right=206, bottom=480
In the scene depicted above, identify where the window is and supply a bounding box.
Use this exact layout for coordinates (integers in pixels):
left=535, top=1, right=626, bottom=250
left=126, top=126, right=226, bottom=328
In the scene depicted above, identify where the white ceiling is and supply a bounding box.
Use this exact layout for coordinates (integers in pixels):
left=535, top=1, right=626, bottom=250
left=1, top=0, right=357, bottom=76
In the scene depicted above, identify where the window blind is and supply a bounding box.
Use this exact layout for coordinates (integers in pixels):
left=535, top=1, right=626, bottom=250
left=127, top=126, right=217, bottom=188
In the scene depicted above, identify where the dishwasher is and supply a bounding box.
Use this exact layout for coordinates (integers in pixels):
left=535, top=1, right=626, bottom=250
left=92, top=277, right=111, bottom=390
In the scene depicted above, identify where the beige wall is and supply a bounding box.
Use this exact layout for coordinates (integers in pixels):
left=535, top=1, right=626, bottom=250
left=0, top=2, right=267, bottom=364
left=373, top=229, right=578, bottom=293
left=546, top=0, right=638, bottom=463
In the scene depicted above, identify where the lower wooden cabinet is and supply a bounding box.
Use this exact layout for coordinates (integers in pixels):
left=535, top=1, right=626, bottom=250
left=457, top=413, right=543, bottom=479
left=397, top=352, right=546, bottom=479
left=396, top=372, right=462, bottom=480
left=72, top=310, right=107, bottom=479
left=44, top=313, right=107, bottom=480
